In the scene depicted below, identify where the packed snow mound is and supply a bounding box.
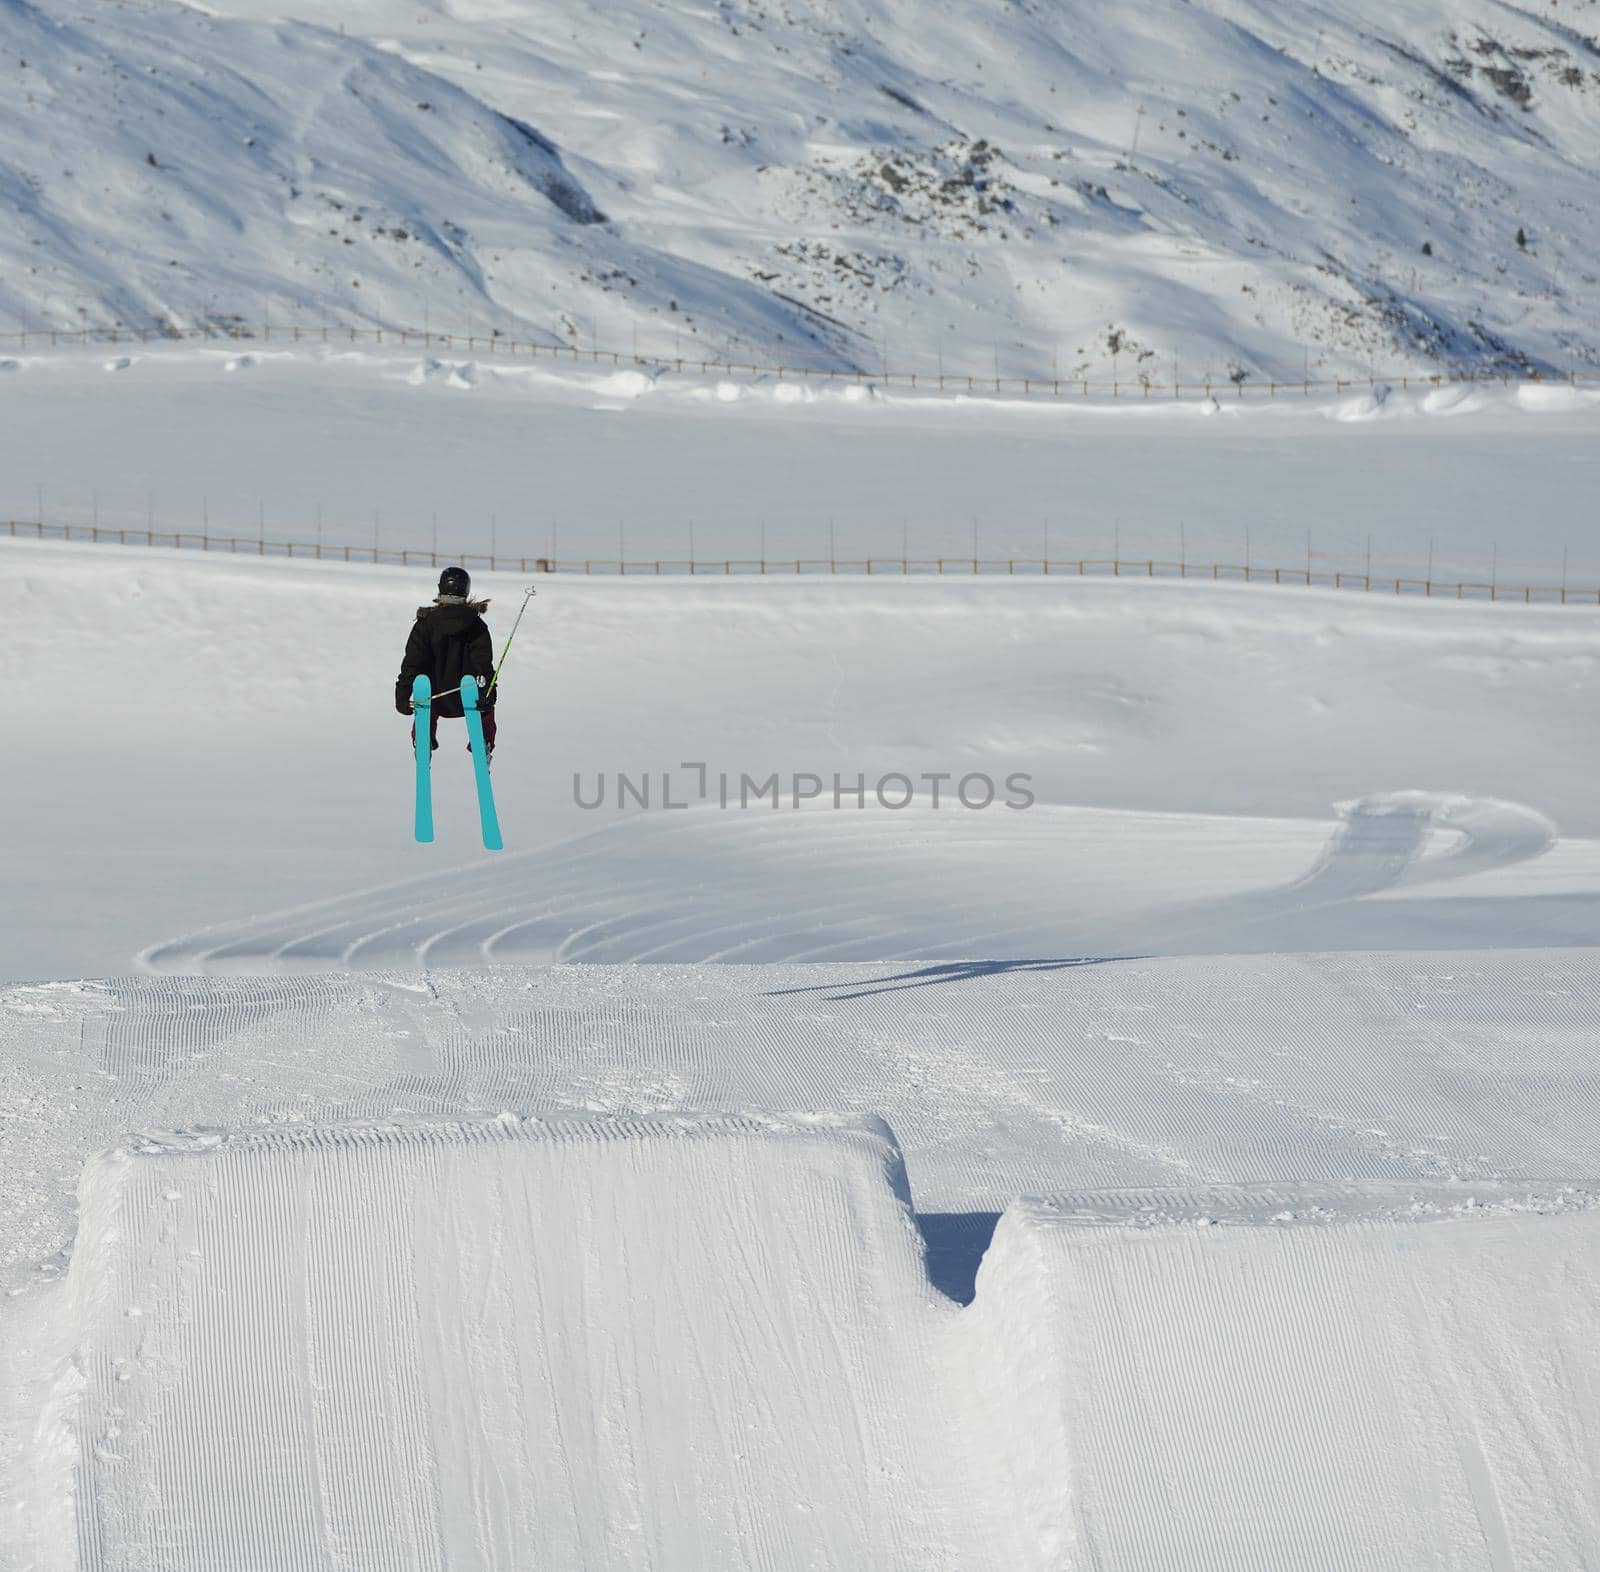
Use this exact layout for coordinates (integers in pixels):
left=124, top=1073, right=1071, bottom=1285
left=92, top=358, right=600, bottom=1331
left=974, top=1184, right=1600, bottom=1569
left=7, top=0, right=1600, bottom=375
left=20, top=1109, right=1600, bottom=1569
left=48, top=1113, right=977, bottom=1570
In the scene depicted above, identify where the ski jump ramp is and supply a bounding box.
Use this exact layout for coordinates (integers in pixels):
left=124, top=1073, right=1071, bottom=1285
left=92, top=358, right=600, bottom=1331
left=972, top=1185, right=1600, bottom=1571
left=42, top=1116, right=1600, bottom=1571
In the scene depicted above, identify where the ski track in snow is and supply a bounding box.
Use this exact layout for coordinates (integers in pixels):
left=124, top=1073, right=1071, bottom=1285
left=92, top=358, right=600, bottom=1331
left=140, top=790, right=1565, bottom=973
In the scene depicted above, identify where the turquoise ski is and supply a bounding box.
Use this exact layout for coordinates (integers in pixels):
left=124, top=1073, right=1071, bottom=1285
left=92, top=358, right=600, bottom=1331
left=461, top=676, right=503, bottom=851
left=412, top=675, right=434, bottom=843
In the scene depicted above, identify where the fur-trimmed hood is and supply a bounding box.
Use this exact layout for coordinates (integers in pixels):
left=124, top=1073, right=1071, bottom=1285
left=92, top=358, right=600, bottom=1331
left=416, top=597, right=490, bottom=620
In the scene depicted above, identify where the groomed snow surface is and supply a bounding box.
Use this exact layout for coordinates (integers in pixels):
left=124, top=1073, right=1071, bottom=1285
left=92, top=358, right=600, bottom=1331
left=8, top=1042, right=1600, bottom=1570
left=8, top=483, right=1600, bottom=1566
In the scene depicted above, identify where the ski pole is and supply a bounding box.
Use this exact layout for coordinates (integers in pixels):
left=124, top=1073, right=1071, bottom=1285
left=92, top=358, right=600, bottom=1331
left=485, top=586, right=536, bottom=700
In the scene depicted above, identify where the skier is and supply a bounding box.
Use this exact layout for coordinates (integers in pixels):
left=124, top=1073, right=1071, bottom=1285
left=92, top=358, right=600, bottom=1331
left=395, top=566, right=496, bottom=762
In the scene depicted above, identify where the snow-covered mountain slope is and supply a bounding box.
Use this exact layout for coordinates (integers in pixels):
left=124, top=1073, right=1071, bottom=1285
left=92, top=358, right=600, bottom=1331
left=7, top=0, right=1600, bottom=377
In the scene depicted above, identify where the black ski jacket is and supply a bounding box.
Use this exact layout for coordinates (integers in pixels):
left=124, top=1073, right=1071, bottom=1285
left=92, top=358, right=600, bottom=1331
left=395, top=600, right=494, bottom=717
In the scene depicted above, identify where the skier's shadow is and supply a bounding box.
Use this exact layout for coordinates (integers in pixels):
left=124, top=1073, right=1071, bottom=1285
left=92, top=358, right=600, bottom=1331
left=764, top=956, right=1129, bottom=1002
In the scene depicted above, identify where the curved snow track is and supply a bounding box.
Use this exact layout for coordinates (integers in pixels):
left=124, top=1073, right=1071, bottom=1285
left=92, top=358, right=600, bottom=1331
left=141, top=791, right=1572, bottom=974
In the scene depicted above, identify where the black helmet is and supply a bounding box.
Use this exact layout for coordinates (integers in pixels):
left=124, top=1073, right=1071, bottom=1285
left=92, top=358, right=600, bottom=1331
left=438, top=565, right=471, bottom=598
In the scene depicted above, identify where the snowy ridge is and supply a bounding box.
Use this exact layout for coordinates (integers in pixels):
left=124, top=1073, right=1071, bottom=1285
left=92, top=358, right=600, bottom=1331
left=26, top=1111, right=1600, bottom=1569
left=7, top=0, right=1600, bottom=375
left=1013, top=1178, right=1600, bottom=1228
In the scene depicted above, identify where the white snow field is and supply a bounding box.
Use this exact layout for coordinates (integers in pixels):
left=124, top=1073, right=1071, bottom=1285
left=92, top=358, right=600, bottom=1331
left=7, top=379, right=1600, bottom=1564
left=10, top=0, right=1600, bottom=1558
left=5, top=342, right=1600, bottom=579
left=7, top=0, right=1600, bottom=379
